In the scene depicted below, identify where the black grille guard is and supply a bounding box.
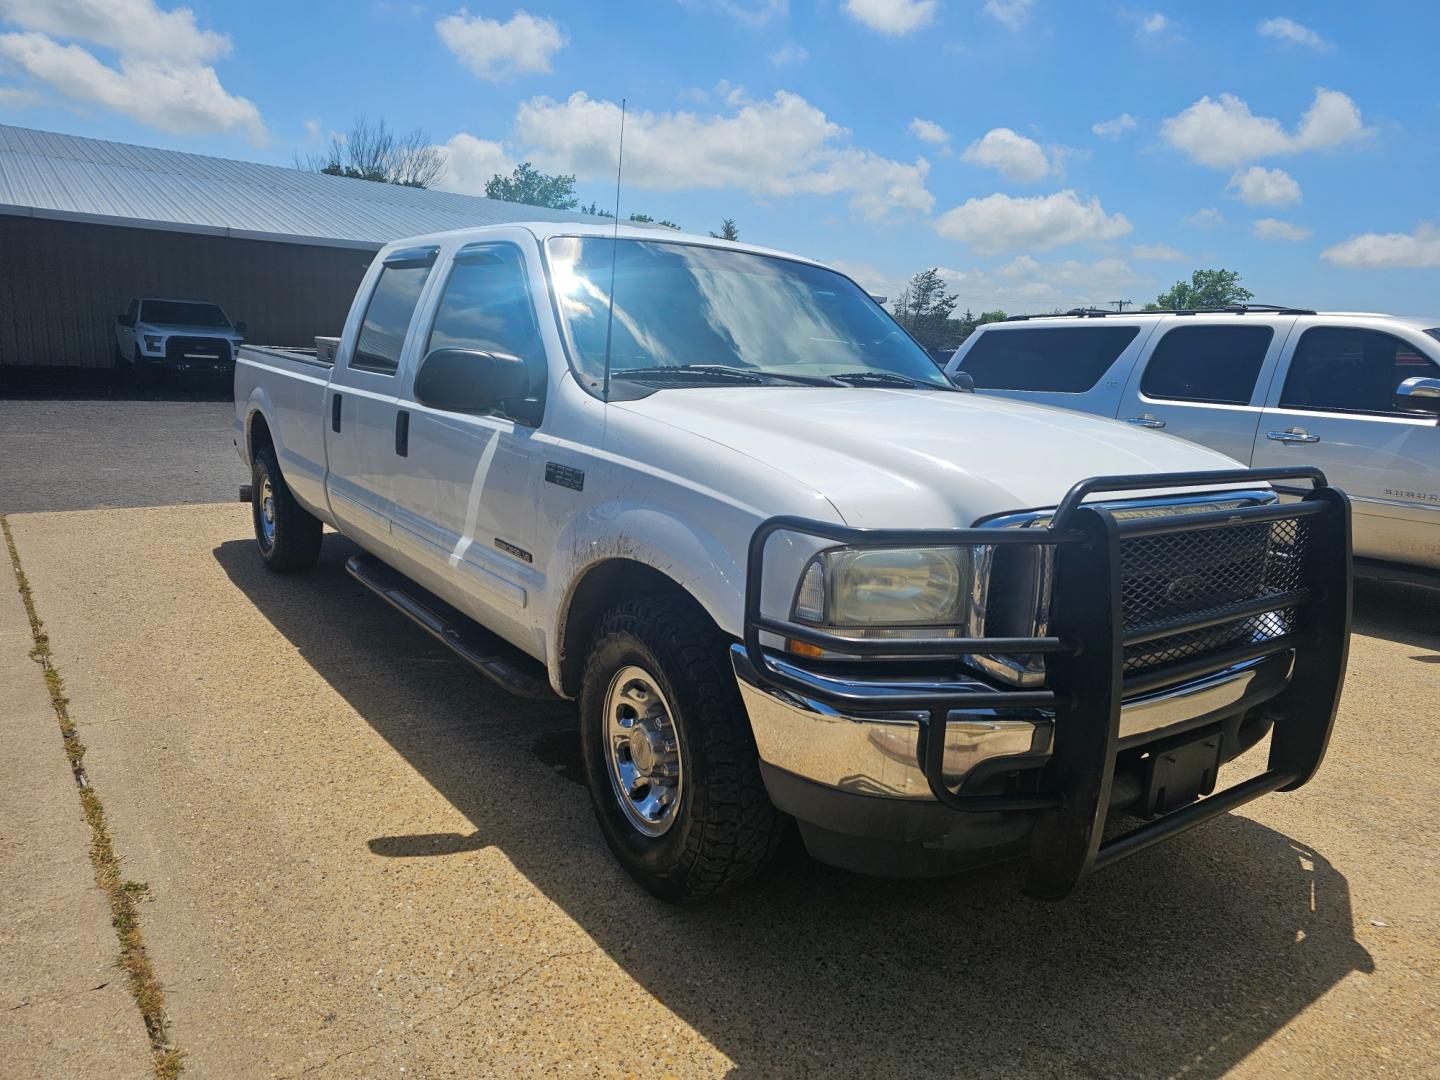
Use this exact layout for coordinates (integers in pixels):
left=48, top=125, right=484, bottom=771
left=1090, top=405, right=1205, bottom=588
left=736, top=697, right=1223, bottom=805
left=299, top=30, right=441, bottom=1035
left=741, top=467, right=1352, bottom=898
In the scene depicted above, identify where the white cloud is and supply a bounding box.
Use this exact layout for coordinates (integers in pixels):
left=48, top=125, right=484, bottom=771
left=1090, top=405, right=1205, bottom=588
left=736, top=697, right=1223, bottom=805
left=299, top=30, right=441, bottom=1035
left=0, top=31, right=264, bottom=143
left=1227, top=165, right=1301, bottom=206
left=960, top=127, right=1050, bottom=182
left=509, top=90, right=933, bottom=221
left=435, top=9, right=566, bottom=80
left=1132, top=243, right=1185, bottom=261
left=982, top=0, right=1034, bottom=30
left=1161, top=87, right=1368, bottom=168
left=1323, top=224, right=1440, bottom=269
left=435, top=132, right=513, bottom=195
left=1092, top=113, right=1137, bottom=140
left=681, top=0, right=789, bottom=27
left=1140, top=13, right=1167, bottom=34
left=909, top=117, right=949, bottom=145
left=769, top=44, right=808, bottom=65
left=0, top=0, right=260, bottom=141
left=935, top=189, right=1131, bottom=253
left=0, top=0, right=230, bottom=61
left=844, top=0, right=938, bottom=35
left=0, top=84, right=40, bottom=107
left=1259, top=16, right=1329, bottom=50
left=1184, top=207, right=1224, bottom=228
left=1253, top=218, right=1312, bottom=242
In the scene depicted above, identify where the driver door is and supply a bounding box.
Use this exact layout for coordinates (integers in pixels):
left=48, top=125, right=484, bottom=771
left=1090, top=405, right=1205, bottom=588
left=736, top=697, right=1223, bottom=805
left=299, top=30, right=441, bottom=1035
left=387, top=241, right=549, bottom=643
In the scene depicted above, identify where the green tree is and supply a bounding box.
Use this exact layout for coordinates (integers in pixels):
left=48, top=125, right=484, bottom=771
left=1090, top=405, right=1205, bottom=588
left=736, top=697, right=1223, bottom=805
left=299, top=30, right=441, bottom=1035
left=892, top=268, right=959, bottom=351
left=485, top=163, right=578, bottom=209
left=579, top=200, right=614, bottom=218
left=628, top=212, right=681, bottom=229
left=1147, top=269, right=1254, bottom=310
left=709, top=218, right=740, bottom=241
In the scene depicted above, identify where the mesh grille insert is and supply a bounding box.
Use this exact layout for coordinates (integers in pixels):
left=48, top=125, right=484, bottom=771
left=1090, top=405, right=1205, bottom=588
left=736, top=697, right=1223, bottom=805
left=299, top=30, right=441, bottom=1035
left=1119, top=517, right=1310, bottom=676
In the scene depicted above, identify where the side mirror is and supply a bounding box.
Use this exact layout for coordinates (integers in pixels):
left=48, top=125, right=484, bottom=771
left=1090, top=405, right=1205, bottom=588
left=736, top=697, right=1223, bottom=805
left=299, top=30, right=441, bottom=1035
left=117, top=314, right=133, bottom=328
left=1394, top=376, right=1440, bottom=416
left=414, top=348, right=529, bottom=413
left=948, top=370, right=976, bottom=392
left=234, top=320, right=247, bottom=335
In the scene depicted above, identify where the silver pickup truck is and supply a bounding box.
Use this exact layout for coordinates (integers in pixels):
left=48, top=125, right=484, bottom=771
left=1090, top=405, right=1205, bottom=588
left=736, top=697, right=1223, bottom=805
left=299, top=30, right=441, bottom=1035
left=234, top=222, right=1354, bottom=901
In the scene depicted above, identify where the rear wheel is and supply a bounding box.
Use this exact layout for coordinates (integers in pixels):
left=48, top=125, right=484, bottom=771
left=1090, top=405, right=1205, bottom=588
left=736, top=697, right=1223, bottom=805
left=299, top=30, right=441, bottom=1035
left=250, top=446, right=322, bottom=572
left=579, top=595, right=789, bottom=900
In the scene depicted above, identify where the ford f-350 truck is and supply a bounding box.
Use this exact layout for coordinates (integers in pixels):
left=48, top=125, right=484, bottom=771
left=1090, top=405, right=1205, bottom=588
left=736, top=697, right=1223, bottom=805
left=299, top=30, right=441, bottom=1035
left=234, top=223, right=1352, bottom=900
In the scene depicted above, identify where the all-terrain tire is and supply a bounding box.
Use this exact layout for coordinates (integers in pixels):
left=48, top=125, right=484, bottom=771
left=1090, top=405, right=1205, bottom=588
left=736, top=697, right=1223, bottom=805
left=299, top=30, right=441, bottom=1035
left=579, top=595, right=790, bottom=900
left=251, top=445, right=323, bottom=572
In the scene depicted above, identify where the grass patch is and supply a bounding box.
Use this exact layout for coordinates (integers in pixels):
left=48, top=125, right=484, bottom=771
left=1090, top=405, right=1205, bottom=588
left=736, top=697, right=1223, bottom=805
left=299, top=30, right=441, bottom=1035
left=2, top=514, right=184, bottom=1078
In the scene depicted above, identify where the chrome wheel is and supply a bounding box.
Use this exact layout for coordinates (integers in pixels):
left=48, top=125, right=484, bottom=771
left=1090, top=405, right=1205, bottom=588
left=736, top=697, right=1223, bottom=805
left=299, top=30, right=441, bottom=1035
left=258, top=476, right=277, bottom=549
left=603, top=665, right=684, bottom=837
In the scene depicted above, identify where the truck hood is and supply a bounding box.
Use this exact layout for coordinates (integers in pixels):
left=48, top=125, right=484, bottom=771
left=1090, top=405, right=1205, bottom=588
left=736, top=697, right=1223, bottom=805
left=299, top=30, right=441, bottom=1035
left=616, top=386, right=1245, bottom=527
left=136, top=322, right=241, bottom=338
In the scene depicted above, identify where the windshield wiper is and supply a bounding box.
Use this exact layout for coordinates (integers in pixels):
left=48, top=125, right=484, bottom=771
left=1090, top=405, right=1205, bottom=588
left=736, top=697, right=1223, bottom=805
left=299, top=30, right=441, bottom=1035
left=829, top=371, right=955, bottom=391
left=610, top=364, right=841, bottom=387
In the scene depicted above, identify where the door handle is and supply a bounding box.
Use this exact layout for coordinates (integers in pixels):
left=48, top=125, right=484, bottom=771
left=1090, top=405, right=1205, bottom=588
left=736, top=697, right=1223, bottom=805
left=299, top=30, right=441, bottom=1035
left=1267, top=428, right=1319, bottom=444
left=1125, top=415, right=1166, bottom=429
left=331, top=392, right=342, bottom=433
left=395, top=410, right=409, bottom=457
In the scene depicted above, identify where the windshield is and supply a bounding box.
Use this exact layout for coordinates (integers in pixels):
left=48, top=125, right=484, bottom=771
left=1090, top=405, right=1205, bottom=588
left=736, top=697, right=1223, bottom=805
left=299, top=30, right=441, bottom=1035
left=545, top=237, right=949, bottom=391
left=141, top=300, right=229, bottom=327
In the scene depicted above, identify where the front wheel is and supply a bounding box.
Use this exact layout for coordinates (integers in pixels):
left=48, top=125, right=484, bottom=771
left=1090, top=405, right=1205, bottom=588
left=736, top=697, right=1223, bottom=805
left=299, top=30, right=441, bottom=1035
left=250, top=446, right=322, bottom=572
left=579, top=596, right=789, bottom=900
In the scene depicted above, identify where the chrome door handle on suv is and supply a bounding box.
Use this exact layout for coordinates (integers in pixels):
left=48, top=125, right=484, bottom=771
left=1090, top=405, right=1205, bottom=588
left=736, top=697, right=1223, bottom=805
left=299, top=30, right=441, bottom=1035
left=1125, top=414, right=1166, bottom=429
left=1267, top=427, right=1320, bottom=444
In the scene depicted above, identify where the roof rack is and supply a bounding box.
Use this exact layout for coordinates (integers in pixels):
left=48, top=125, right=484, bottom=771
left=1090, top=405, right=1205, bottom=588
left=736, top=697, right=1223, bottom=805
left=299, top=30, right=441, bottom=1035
left=1004, top=303, right=1316, bottom=322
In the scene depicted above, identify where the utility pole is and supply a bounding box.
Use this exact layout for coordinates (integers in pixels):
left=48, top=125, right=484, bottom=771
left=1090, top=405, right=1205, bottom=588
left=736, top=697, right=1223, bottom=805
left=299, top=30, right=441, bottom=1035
left=1108, top=300, right=1132, bottom=312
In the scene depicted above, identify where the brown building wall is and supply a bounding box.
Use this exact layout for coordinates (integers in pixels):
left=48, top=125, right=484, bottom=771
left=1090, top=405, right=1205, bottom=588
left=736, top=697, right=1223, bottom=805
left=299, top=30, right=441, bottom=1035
left=0, top=214, right=375, bottom=374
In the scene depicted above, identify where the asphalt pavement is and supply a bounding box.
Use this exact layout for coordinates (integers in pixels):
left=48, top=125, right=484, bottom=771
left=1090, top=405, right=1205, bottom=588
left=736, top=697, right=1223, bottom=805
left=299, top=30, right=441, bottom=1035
left=0, top=396, right=245, bottom=513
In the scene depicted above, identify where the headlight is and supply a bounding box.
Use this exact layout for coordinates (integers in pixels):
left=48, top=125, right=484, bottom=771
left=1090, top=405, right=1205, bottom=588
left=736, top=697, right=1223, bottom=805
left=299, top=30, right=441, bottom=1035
left=143, top=334, right=164, bottom=351
left=792, top=546, right=973, bottom=629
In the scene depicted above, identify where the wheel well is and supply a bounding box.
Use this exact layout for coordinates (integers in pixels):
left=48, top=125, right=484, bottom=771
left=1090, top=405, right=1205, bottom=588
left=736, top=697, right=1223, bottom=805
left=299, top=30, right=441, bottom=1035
left=247, top=410, right=274, bottom=466
left=558, top=558, right=701, bottom=697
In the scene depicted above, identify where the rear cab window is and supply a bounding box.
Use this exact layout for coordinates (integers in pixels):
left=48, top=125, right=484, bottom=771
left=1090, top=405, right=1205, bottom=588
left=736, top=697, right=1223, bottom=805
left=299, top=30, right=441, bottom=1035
left=1141, top=325, right=1275, bottom=405
left=959, top=325, right=1140, bottom=393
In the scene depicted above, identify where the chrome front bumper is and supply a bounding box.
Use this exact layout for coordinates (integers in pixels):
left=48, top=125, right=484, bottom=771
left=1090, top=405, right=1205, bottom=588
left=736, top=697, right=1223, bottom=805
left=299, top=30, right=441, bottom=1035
left=732, top=645, right=1294, bottom=802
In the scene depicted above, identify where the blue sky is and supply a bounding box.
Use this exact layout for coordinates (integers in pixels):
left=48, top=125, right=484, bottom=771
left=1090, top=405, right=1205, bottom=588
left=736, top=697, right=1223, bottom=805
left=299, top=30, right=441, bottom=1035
left=1, top=0, right=1438, bottom=315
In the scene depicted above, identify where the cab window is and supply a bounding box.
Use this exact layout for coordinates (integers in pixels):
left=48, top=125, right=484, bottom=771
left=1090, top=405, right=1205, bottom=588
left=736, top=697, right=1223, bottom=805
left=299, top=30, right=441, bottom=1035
left=1142, top=325, right=1274, bottom=405
left=424, top=243, right=545, bottom=423
left=1280, top=328, right=1440, bottom=416
left=960, top=326, right=1140, bottom=393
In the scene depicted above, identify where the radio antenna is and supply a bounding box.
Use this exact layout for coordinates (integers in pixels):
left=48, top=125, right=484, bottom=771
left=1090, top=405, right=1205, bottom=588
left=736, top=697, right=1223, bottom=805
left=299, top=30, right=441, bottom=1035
left=601, top=97, right=626, bottom=403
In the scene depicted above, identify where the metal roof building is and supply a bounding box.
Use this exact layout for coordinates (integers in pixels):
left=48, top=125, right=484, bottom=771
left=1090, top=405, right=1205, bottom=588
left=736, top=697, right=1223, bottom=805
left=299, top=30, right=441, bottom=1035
left=0, top=124, right=600, bottom=384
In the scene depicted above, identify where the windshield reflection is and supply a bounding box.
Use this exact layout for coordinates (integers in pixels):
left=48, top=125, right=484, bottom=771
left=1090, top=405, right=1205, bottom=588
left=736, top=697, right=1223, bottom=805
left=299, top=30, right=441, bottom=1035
left=545, top=237, right=948, bottom=390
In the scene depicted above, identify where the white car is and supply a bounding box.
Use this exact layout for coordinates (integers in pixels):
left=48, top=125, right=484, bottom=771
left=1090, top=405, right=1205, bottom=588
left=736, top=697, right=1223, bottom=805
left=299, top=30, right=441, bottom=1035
left=234, top=224, right=1351, bottom=901
left=116, top=297, right=246, bottom=385
left=947, top=308, right=1440, bottom=572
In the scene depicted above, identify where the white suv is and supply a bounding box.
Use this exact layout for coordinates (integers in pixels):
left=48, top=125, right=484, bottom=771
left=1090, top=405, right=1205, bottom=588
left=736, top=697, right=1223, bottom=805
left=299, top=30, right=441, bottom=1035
left=947, top=308, right=1440, bottom=572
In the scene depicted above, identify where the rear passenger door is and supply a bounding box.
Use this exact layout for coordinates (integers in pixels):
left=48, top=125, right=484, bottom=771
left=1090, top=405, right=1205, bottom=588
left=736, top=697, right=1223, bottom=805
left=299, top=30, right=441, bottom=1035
left=1252, top=324, right=1440, bottom=568
left=1116, top=318, right=1294, bottom=463
left=325, top=245, right=439, bottom=556
left=950, top=321, right=1157, bottom=418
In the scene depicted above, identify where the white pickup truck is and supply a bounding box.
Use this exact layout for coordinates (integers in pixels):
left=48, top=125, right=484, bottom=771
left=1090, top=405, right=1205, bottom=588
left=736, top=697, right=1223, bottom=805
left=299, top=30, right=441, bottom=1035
left=234, top=223, right=1352, bottom=901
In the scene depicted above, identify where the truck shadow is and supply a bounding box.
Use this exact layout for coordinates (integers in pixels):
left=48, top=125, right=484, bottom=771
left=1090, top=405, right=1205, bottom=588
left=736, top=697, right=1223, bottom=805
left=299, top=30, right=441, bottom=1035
left=214, top=536, right=1373, bottom=1079
left=1353, top=577, right=1440, bottom=652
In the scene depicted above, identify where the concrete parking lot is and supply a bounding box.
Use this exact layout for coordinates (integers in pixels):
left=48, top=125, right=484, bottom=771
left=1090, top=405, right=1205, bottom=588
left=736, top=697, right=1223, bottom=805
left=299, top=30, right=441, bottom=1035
left=3, top=401, right=1438, bottom=1078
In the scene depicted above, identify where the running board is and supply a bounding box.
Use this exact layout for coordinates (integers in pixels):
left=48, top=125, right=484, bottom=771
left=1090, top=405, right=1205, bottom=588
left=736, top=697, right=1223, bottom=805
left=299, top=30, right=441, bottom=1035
left=345, top=553, right=557, bottom=700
